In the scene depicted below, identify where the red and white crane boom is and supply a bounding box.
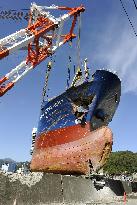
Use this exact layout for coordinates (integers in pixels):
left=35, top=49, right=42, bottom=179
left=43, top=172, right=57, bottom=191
left=0, top=3, right=85, bottom=96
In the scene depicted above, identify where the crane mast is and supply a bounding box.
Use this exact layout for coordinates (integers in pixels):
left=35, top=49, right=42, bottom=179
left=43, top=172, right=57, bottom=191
left=0, top=3, right=85, bottom=96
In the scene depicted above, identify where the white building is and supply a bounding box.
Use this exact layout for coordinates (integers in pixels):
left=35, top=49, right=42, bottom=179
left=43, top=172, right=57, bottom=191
left=2, top=163, right=9, bottom=172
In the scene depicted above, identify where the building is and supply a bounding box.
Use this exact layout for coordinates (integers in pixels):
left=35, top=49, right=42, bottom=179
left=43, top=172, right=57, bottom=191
left=2, top=163, right=9, bottom=172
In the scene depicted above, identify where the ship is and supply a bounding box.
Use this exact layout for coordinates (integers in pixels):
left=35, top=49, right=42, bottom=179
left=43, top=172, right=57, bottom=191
left=30, top=69, right=121, bottom=175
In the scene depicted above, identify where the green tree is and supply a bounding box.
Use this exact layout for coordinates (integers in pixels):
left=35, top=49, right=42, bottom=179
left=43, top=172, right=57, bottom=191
left=103, top=151, right=137, bottom=175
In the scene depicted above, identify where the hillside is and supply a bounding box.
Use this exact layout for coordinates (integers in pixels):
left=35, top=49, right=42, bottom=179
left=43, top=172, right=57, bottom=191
left=0, top=158, right=15, bottom=167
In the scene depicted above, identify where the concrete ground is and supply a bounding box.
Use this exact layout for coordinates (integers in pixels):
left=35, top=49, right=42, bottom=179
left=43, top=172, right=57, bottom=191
left=89, top=198, right=137, bottom=205
left=110, top=199, right=137, bottom=205
left=43, top=199, right=137, bottom=204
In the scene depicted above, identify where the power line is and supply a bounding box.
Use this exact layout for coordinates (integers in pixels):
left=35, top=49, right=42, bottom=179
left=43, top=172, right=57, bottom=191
left=119, top=0, right=137, bottom=37
left=132, top=0, right=137, bottom=10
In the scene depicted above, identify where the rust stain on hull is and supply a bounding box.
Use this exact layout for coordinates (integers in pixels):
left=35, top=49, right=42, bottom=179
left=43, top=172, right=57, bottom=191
left=30, top=126, right=112, bottom=175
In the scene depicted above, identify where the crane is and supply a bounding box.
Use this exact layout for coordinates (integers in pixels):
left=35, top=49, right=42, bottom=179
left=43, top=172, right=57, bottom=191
left=0, top=3, right=85, bottom=97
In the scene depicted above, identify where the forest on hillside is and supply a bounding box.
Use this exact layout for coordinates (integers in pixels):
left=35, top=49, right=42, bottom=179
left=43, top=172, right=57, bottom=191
left=104, top=151, right=137, bottom=175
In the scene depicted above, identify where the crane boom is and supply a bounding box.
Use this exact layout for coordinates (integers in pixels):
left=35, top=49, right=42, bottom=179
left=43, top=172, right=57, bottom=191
left=0, top=3, right=85, bottom=96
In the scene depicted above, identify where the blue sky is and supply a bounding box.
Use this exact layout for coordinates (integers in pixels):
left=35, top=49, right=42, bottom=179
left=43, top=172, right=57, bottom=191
left=0, top=0, right=137, bottom=161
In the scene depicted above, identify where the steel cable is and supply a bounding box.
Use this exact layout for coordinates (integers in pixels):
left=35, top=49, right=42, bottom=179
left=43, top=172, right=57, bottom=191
left=119, top=0, right=137, bottom=37
left=132, top=0, right=137, bottom=10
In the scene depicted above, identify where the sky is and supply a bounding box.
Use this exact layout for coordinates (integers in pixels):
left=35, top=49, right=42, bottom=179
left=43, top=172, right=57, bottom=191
left=0, top=0, right=137, bottom=162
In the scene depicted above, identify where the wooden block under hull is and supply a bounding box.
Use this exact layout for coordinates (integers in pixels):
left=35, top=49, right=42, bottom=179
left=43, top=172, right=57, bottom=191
left=30, top=126, right=113, bottom=175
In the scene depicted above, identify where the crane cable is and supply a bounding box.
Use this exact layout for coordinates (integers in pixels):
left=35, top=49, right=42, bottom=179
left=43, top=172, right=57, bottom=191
left=42, top=60, right=52, bottom=103
left=67, top=55, right=71, bottom=88
left=71, top=14, right=82, bottom=87
left=66, top=39, right=73, bottom=89
left=77, top=14, right=81, bottom=68
left=41, top=31, right=56, bottom=103
left=119, top=0, right=137, bottom=37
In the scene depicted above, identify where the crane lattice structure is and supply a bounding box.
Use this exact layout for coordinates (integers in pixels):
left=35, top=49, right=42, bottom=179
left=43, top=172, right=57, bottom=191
left=0, top=3, right=85, bottom=96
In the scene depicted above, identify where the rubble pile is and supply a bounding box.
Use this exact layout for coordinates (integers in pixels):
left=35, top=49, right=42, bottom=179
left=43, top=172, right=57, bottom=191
left=0, top=170, right=43, bottom=187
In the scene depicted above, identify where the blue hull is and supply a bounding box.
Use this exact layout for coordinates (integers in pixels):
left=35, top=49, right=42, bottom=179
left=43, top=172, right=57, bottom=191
left=37, top=70, right=121, bottom=136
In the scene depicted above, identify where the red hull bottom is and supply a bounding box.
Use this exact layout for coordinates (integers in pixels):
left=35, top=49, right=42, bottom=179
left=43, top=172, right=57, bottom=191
left=30, top=126, right=112, bottom=175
